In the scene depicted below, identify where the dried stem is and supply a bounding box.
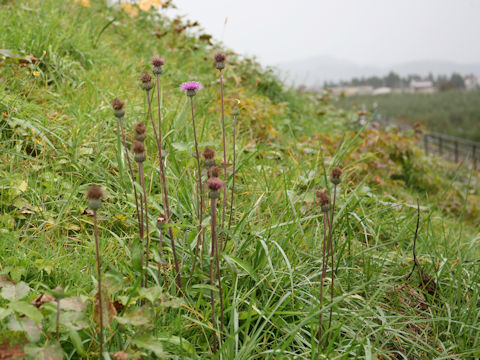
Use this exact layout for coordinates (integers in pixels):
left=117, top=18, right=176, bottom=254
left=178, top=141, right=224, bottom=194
left=219, top=70, right=227, bottom=239
left=139, top=162, right=150, bottom=287
left=93, top=209, right=104, bottom=357
left=227, top=111, right=238, bottom=230
left=147, top=89, right=182, bottom=292
left=189, top=96, right=204, bottom=275
left=209, top=196, right=218, bottom=354
left=318, top=212, right=329, bottom=344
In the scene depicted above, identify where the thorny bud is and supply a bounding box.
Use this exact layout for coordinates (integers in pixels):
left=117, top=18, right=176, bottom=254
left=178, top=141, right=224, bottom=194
left=134, top=122, right=147, bottom=142
left=316, top=189, right=331, bottom=213
left=86, top=185, right=104, bottom=210
left=151, top=55, right=165, bottom=75
left=202, top=147, right=216, bottom=167
left=208, top=165, right=220, bottom=178
left=207, top=177, right=222, bottom=199
left=112, top=98, right=125, bottom=118
left=233, top=106, right=240, bottom=116
left=214, top=51, right=226, bottom=70
left=132, top=141, right=146, bottom=163
left=140, top=72, right=153, bottom=91
left=52, top=285, right=65, bottom=300
left=156, top=215, right=166, bottom=231
left=331, top=167, right=342, bottom=185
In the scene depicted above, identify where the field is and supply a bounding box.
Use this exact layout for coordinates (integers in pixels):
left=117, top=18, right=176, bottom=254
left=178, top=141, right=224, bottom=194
left=1, top=0, right=480, bottom=359
left=337, top=90, right=480, bottom=142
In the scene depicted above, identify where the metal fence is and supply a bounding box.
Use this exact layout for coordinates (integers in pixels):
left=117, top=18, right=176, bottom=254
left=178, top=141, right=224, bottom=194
left=423, top=132, right=479, bottom=170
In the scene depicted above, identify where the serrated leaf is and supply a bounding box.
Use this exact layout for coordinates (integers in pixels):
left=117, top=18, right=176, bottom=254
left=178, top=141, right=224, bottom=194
left=0, top=307, right=12, bottom=321
left=1, top=281, right=30, bottom=301
left=8, top=316, right=42, bottom=342
left=138, top=286, right=162, bottom=303
left=24, top=343, right=63, bottom=360
left=60, top=296, right=86, bottom=311
left=10, top=301, right=43, bottom=322
left=115, top=307, right=151, bottom=327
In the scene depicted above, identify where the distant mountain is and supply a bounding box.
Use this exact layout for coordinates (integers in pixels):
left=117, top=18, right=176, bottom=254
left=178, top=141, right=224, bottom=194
left=276, top=55, right=480, bottom=87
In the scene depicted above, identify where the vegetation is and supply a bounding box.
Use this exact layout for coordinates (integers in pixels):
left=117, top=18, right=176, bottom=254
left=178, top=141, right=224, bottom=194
left=337, top=89, right=480, bottom=142
left=0, top=0, right=480, bottom=359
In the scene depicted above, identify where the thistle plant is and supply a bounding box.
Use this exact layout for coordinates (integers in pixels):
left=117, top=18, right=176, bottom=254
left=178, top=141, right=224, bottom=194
left=228, top=106, right=239, bottom=230
left=156, top=215, right=168, bottom=285
left=52, top=285, right=64, bottom=341
left=143, top=70, right=182, bottom=292
left=207, top=177, right=224, bottom=352
left=316, top=189, right=331, bottom=344
left=86, top=185, right=105, bottom=356
left=327, top=167, right=342, bottom=334
left=132, top=141, right=150, bottom=287
left=112, top=99, right=142, bottom=253
left=214, top=52, right=228, bottom=236
left=181, top=81, right=204, bottom=278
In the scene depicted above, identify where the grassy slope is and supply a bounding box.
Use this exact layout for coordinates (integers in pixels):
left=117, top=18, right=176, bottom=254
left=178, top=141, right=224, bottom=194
left=0, top=0, right=480, bottom=358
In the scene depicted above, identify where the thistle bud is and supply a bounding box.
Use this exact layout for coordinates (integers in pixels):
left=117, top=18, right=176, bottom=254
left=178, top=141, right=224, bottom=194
left=331, top=167, right=342, bottom=185
left=151, top=55, right=165, bottom=75
left=156, top=215, right=166, bottom=231
left=86, top=185, right=104, bottom=210
left=111, top=98, right=125, bottom=118
left=207, top=177, right=222, bottom=199
left=202, top=147, right=216, bottom=168
left=132, top=141, right=146, bottom=163
left=140, top=72, right=153, bottom=91
left=316, top=189, right=331, bottom=213
left=207, top=165, right=220, bottom=178
left=214, top=51, right=226, bottom=70
left=52, top=285, right=65, bottom=300
left=134, top=122, right=147, bottom=142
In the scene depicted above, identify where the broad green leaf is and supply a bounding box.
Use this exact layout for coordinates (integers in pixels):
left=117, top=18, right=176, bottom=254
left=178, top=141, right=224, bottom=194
left=132, top=335, right=164, bottom=357
left=24, top=343, right=63, bottom=360
left=10, top=301, right=43, bottom=322
left=1, top=281, right=30, bottom=301
left=69, top=329, right=86, bottom=356
left=115, top=307, right=152, bottom=327
left=0, top=307, right=12, bottom=321
left=138, top=286, right=162, bottom=303
left=8, top=316, right=42, bottom=342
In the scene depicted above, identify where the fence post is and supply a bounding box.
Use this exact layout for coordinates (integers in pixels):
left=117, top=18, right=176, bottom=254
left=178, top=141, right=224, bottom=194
left=438, top=136, right=443, bottom=155
left=474, top=144, right=477, bottom=171
left=424, top=134, right=429, bottom=155
left=454, top=140, right=459, bottom=163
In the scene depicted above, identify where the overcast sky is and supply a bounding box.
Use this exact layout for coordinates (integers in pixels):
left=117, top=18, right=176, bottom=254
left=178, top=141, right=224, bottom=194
left=168, top=0, right=480, bottom=66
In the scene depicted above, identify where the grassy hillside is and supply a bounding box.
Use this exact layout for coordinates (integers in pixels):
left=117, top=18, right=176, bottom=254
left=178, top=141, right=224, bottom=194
left=1, top=0, right=480, bottom=358
left=337, top=89, right=480, bottom=142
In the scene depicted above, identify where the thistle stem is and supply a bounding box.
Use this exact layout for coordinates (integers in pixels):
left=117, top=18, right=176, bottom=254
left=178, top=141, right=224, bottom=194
left=326, top=184, right=337, bottom=339
left=212, top=194, right=224, bottom=339
left=147, top=89, right=182, bottom=292
left=93, top=209, right=104, bottom=357
left=219, top=70, right=227, bottom=240
left=139, top=162, right=150, bottom=287
left=227, top=111, right=238, bottom=230
left=189, top=96, right=204, bottom=277
left=318, top=212, right=329, bottom=344
left=209, top=196, right=218, bottom=354
left=117, top=117, right=142, bottom=256
left=56, top=299, right=60, bottom=341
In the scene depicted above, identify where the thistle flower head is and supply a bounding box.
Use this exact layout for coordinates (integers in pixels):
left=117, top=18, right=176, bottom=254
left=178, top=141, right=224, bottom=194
left=316, top=189, right=331, bottom=212
left=151, top=55, right=165, bottom=67
left=180, top=81, right=202, bottom=96
left=207, top=177, right=223, bottom=191
left=214, top=51, right=226, bottom=70
left=214, top=51, right=226, bottom=63
left=151, top=55, right=165, bottom=75
left=331, top=167, right=342, bottom=185
left=112, top=98, right=125, bottom=118
left=208, top=165, right=220, bottom=178
left=134, top=122, right=147, bottom=134
left=202, top=147, right=216, bottom=160
left=132, top=141, right=146, bottom=163
left=156, top=214, right=166, bottom=230
left=140, top=72, right=153, bottom=91
left=86, top=185, right=104, bottom=210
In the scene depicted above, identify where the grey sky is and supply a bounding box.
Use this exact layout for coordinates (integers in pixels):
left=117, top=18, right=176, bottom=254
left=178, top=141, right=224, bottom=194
left=169, top=0, right=480, bottom=66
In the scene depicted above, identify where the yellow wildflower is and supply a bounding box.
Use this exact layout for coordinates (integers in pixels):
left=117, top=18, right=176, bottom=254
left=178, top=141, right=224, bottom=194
left=121, top=2, right=139, bottom=17
left=33, top=71, right=40, bottom=77
left=137, top=0, right=152, bottom=11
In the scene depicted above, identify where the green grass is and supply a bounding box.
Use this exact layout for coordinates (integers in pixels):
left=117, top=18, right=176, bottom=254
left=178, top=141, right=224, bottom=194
left=337, top=89, right=480, bottom=142
left=0, top=0, right=480, bottom=358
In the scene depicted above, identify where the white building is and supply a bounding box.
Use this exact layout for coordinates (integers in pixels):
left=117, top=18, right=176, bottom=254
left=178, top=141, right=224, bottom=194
left=410, top=80, right=436, bottom=94
left=464, top=75, right=478, bottom=90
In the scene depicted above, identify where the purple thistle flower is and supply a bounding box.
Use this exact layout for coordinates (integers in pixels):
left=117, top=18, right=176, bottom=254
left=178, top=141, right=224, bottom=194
left=180, top=81, right=203, bottom=91
left=207, top=177, right=223, bottom=191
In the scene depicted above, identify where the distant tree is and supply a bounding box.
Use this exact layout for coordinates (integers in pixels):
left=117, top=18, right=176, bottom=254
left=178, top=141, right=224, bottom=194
left=384, top=71, right=401, bottom=88
left=450, top=73, right=465, bottom=89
